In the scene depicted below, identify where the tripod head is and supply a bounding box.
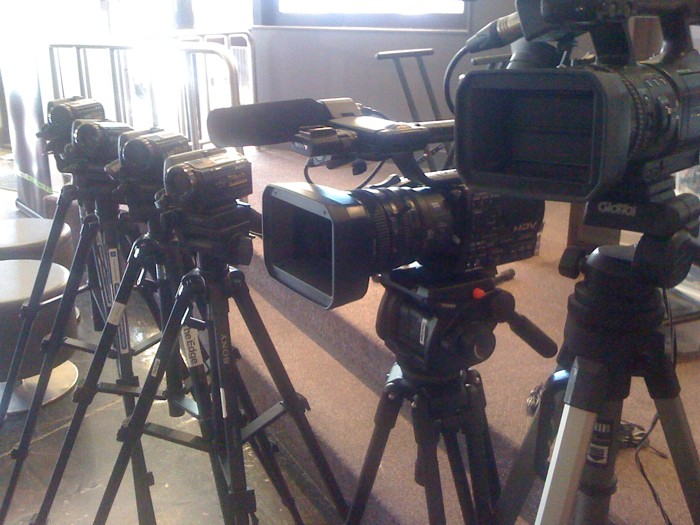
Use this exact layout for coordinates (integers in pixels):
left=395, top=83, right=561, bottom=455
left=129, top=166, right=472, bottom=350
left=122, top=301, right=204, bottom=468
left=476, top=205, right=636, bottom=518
left=375, top=265, right=558, bottom=382
left=563, top=190, right=700, bottom=289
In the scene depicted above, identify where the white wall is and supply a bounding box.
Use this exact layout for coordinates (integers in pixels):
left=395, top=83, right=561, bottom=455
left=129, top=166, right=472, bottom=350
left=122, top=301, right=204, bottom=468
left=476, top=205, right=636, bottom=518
left=251, top=0, right=515, bottom=120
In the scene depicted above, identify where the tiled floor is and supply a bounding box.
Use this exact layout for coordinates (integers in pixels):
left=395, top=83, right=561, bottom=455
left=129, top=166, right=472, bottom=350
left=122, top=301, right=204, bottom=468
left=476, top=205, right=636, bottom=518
left=0, top=187, right=335, bottom=525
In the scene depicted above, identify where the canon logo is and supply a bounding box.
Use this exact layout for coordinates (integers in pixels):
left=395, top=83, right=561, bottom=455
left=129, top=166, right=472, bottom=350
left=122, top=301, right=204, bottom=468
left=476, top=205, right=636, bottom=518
left=597, top=201, right=637, bottom=217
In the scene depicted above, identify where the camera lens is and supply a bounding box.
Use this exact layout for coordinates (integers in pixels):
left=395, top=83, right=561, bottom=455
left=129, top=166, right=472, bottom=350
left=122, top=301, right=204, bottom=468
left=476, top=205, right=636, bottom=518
left=122, top=133, right=191, bottom=175
left=72, top=121, right=133, bottom=163
left=352, top=186, right=454, bottom=273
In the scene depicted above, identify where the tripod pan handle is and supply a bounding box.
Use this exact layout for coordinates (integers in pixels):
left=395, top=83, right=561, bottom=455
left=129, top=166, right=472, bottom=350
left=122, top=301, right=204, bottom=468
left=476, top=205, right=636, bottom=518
left=507, top=312, right=558, bottom=358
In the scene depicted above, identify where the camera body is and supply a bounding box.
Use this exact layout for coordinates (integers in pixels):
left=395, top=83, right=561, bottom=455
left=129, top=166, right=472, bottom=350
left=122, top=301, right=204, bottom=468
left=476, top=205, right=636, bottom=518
left=264, top=171, right=543, bottom=309
left=115, top=129, right=191, bottom=188
left=71, top=120, right=134, bottom=165
left=455, top=0, right=700, bottom=232
left=163, top=148, right=253, bottom=212
left=161, top=148, right=254, bottom=265
left=40, top=97, right=105, bottom=150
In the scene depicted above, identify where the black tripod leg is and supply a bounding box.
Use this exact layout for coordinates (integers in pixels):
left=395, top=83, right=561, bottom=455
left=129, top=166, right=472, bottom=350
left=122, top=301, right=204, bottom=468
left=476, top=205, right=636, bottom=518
left=86, top=244, right=107, bottom=330
left=496, top=371, right=568, bottom=525
left=179, top=322, right=237, bottom=525
left=442, top=430, right=477, bottom=525
left=135, top=261, right=163, bottom=329
left=655, top=396, right=700, bottom=523
left=92, top=272, right=202, bottom=525
left=495, top=408, right=543, bottom=525
left=0, top=214, right=100, bottom=524
left=207, top=282, right=254, bottom=525
left=412, top=393, right=447, bottom=525
left=0, top=184, right=77, bottom=427
left=31, top=237, right=154, bottom=525
left=645, top=356, right=700, bottom=524
left=229, top=362, right=305, bottom=525
left=157, top=260, right=186, bottom=418
left=100, top=214, right=157, bottom=525
left=461, top=371, right=499, bottom=524
left=227, top=269, right=348, bottom=518
left=346, top=370, right=405, bottom=525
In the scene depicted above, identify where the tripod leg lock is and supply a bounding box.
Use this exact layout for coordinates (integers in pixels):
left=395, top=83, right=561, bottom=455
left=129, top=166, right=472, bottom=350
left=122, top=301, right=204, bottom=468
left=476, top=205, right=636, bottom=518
left=116, top=375, right=140, bottom=388
left=284, top=392, right=311, bottom=415
left=229, top=488, right=257, bottom=516
left=40, top=334, right=70, bottom=356
left=116, top=418, right=141, bottom=443
left=19, top=302, right=40, bottom=321
left=29, top=513, right=45, bottom=525
left=10, top=444, right=29, bottom=461
left=72, top=380, right=97, bottom=404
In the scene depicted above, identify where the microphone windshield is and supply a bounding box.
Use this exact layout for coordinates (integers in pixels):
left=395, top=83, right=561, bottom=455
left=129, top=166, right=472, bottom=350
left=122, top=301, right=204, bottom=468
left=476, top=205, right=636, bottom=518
left=207, top=99, right=333, bottom=147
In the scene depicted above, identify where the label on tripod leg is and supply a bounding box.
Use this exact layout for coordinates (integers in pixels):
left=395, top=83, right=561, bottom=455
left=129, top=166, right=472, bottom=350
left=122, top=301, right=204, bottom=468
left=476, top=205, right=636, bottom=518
left=419, top=318, right=428, bottom=346
left=220, top=389, right=228, bottom=418
left=151, top=357, right=161, bottom=377
left=106, top=302, right=127, bottom=326
left=108, top=248, right=121, bottom=296
left=179, top=326, right=204, bottom=368
left=586, top=420, right=614, bottom=467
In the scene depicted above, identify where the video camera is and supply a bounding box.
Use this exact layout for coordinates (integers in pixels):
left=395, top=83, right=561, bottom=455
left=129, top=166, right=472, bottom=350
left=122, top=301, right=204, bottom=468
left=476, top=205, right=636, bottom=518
left=46, top=119, right=134, bottom=185
left=455, top=0, right=700, bottom=234
left=159, top=148, right=255, bottom=265
left=257, top=99, right=543, bottom=309
left=39, top=96, right=106, bottom=152
left=37, top=97, right=129, bottom=183
left=107, top=129, right=191, bottom=188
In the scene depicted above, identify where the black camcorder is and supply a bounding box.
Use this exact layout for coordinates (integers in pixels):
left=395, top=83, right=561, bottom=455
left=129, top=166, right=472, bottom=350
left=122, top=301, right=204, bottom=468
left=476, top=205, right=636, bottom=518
left=258, top=105, right=544, bottom=309
left=160, top=148, right=255, bottom=265
left=455, top=0, right=700, bottom=232
left=39, top=97, right=105, bottom=149
left=71, top=120, right=134, bottom=164
left=48, top=119, right=134, bottom=184
left=113, top=129, right=191, bottom=188
left=264, top=173, right=543, bottom=309
left=163, top=148, right=253, bottom=212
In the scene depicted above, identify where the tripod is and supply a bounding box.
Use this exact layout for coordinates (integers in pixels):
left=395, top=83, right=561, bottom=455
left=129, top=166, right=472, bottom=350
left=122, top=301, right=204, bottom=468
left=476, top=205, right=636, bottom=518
left=29, top=206, right=192, bottom=525
left=0, top=182, right=162, bottom=525
left=346, top=267, right=557, bottom=525
left=89, top=205, right=348, bottom=524
left=497, top=238, right=700, bottom=524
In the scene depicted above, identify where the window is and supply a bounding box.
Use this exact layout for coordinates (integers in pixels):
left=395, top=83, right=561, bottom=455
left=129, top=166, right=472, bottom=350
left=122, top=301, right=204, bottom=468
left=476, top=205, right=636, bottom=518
left=255, top=0, right=469, bottom=29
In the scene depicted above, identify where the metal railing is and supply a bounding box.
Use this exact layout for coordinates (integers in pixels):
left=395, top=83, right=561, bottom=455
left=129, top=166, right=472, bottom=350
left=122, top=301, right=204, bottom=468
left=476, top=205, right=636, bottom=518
left=179, top=31, right=257, bottom=105
left=48, top=35, right=254, bottom=149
